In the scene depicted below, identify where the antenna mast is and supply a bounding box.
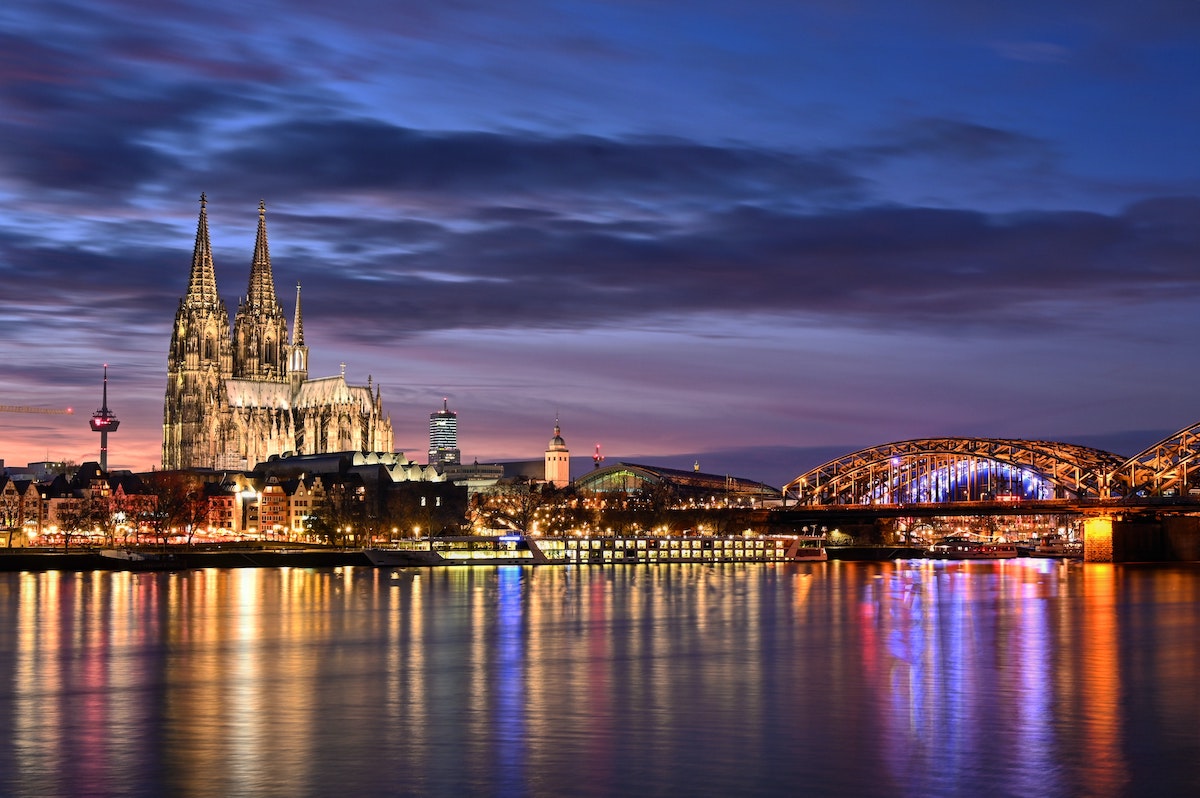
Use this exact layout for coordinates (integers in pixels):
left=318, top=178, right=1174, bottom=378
left=89, top=364, right=120, bottom=470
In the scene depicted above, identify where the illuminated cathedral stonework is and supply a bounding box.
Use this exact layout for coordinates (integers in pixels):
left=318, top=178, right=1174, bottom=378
left=163, top=195, right=393, bottom=470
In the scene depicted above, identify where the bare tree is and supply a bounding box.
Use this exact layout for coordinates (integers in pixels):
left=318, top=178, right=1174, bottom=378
left=139, top=473, right=210, bottom=548
left=306, top=477, right=366, bottom=546
left=55, top=495, right=107, bottom=550
left=478, top=477, right=548, bottom=533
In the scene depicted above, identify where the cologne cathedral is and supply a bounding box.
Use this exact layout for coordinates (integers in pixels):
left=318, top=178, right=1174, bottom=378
left=163, top=195, right=393, bottom=471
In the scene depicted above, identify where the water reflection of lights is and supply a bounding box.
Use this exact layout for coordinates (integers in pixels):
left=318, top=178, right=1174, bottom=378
left=6, top=560, right=1194, bottom=796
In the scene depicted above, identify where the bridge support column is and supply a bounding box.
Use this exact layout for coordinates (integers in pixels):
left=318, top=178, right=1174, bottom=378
left=1083, top=516, right=1113, bottom=563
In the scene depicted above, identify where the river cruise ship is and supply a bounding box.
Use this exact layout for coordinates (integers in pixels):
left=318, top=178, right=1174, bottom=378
left=1025, top=537, right=1084, bottom=559
left=364, top=533, right=826, bottom=567
left=928, top=538, right=1019, bottom=560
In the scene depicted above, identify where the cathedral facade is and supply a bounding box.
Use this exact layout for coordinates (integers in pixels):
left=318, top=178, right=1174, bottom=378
left=163, top=196, right=393, bottom=471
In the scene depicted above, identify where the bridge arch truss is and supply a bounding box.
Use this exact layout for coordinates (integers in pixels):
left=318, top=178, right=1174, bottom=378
left=1109, top=421, right=1200, bottom=499
left=783, top=438, right=1126, bottom=507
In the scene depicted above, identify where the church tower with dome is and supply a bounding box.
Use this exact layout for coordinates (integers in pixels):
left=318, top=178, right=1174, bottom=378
left=163, top=195, right=393, bottom=471
left=544, top=416, right=570, bottom=487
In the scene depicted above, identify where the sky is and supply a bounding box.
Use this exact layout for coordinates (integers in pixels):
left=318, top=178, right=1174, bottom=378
left=1, top=0, right=1198, bottom=488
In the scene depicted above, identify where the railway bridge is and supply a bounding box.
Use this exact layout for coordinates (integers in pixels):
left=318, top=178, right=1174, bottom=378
left=779, top=423, right=1200, bottom=562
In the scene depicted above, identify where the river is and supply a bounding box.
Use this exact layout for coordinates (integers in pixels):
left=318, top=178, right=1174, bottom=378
left=1, top=559, right=1198, bottom=797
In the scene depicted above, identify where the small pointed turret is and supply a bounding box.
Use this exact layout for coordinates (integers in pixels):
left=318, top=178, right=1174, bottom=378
left=292, top=282, right=305, bottom=347
left=288, top=282, right=309, bottom=389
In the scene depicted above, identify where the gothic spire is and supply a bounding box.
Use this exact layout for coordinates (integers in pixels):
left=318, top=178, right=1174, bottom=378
left=292, top=282, right=304, bottom=346
left=233, top=199, right=288, bottom=381
left=246, top=199, right=279, bottom=311
left=186, top=193, right=220, bottom=307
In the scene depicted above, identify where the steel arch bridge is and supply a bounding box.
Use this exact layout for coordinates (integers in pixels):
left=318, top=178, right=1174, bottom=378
left=783, top=437, right=1128, bottom=507
left=784, top=422, right=1200, bottom=506
left=1109, top=421, right=1200, bottom=499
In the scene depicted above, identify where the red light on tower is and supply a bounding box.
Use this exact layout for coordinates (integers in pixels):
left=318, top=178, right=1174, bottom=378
left=593, top=443, right=604, bottom=470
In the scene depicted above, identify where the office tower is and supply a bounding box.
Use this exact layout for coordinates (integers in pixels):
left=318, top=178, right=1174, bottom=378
left=428, top=398, right=461, bottom=466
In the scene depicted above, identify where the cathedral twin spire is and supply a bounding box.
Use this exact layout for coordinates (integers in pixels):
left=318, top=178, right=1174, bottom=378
left=178, top=194, right=308, bottom=382
left=167, top=194, right=393, bottom=471
left=245, top=200, right=280, bottom=314
left=185, top=193, right=220, bottom=308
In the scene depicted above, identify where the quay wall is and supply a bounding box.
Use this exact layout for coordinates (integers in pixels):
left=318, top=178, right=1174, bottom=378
left=0, top=549, right=371, bottom=572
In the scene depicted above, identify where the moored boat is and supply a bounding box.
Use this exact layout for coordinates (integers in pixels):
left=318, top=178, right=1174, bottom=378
left=364, top=535, right=542, bottom=566
left=1026, top=537, right=1083, bottom=559
left=100, top=548, right=153, bottom=562
left=928, top=538, right=1018, bottom=560
left=96, top=548, right=185, bottom=570
left=364, top=533, right=826, bottom=567
left=535, top=533, right=827, bottom=564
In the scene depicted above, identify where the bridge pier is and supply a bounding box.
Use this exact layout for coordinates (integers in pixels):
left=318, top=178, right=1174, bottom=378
left=1082, top=516, right=1113, bottom=562
left=1084, top=514, right=1200, bottom=562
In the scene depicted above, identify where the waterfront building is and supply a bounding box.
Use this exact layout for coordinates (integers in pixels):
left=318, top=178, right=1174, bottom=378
left=6, top=462, right=71, bottom=482
left=544, top=417, right=570, bottom=487
left=441, top=461, right=506, bottom=495
left=282, top=475, right=322, bottom=536
left=163, top=195, right=393, bottom=471
left=36, top=470, right=99, bottom=534
left=249, top=451, right=465, bottom=538
left=574, top=462, right=781, bottom=505
left=0, top=475, right=39, bottom=541
left=203, top=481, right=238, bottom=532
left=25, top=463, right=152, bottom=540
left=428, top=399, right=461, bottom=466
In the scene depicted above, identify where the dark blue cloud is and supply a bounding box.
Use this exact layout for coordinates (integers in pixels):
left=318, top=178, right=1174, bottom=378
left=1, top=0, right=1198, bottom=476
left=7, top=191, right=1196, bottom=345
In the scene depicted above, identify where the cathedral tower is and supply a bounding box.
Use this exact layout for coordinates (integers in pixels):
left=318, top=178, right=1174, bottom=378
left=164, top=195, right=394, bottom=471
left=232, top=201, right=288, bottom=381
left=163, top=194, right=234, bottom=470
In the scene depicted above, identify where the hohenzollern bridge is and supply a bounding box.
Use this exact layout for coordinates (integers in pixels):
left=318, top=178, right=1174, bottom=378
left=777, top=421, right=1200, bottom=562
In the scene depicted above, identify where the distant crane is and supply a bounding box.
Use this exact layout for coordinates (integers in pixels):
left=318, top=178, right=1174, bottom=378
left=0, top=405, right=74, bottom=415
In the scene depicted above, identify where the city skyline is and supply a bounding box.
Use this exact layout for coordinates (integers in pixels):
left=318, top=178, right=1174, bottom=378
left=2, top=1, right=1198, bottom=488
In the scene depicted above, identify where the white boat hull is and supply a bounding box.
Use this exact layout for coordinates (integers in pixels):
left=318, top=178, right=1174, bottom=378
left=928, top=541, right=1019, bottom=560
left=365, top=534, right=827, bottom=567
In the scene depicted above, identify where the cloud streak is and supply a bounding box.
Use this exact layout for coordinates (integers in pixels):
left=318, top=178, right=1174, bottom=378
left=1, top=0, right=1198, bottom=487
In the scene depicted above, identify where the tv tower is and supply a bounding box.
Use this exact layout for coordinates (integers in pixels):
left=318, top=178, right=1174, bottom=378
left=89, top=364, right=120, bottom=471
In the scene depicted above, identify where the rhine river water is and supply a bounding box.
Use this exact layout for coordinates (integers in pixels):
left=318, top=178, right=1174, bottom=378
left=1, top=559, right=1199, bottom=797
